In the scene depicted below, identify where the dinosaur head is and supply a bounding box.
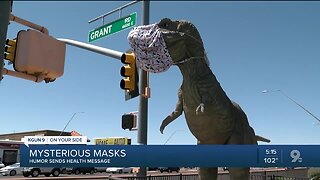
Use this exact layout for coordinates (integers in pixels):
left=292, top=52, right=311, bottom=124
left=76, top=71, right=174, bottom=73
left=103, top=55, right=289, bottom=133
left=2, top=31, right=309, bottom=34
left=157, top=18, right=205, bottom=64
left=127, top=18, right=205, bottom=73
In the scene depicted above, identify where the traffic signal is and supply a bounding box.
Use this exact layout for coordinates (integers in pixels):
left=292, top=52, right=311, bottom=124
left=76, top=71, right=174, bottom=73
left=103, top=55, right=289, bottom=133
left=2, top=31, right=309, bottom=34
left=122, top=114, right=137, bottom=130
left=0, top=0, right=12, bottom=81
left=4, top=39, right=16, bottom=62
left=120, top=52, right=139, bottom=100
left=12, top=29, right=66, bottom=82
left=120, top=52, right=136, bottom=91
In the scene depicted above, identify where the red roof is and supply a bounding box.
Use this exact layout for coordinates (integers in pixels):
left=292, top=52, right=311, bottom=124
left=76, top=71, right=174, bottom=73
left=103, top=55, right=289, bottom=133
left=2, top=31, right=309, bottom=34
left=70, top=131, right=90, bottom=142
left=70, top=131, right=81, bottom=136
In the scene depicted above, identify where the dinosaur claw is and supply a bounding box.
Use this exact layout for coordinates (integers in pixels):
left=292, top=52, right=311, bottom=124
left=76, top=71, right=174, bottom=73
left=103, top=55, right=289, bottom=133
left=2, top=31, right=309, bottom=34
left=196, top=103, right=205, bottom=115
left=160, top=125, right=165, bottom=134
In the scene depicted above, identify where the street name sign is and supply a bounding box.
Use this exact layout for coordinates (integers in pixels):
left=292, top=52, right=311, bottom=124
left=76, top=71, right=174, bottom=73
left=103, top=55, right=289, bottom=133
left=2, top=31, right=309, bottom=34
left=88, top=12, right=137, bottom=42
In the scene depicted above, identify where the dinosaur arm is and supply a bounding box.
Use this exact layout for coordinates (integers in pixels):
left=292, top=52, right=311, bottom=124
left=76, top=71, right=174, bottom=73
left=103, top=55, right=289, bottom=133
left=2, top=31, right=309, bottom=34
left=196, top=93, right=211, bottom=114
left=160, top=89, right=183, bottom=134
left=196, top=84, right=212, bottom=114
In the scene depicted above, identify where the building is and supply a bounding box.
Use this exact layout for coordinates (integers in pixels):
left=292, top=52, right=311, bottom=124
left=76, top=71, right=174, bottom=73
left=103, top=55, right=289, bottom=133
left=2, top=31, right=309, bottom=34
left=0, top=129, right=86, bottom=166
left=0, top=139, right=22, bottom=166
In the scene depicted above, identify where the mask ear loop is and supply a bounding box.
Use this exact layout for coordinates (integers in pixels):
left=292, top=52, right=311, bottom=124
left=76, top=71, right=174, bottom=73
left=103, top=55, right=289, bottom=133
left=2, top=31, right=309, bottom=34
left=173, top=56, right=206, bottom=65
left=165, top=30, right=203, bottom=45
left=165, top=30, right=208, bottom=66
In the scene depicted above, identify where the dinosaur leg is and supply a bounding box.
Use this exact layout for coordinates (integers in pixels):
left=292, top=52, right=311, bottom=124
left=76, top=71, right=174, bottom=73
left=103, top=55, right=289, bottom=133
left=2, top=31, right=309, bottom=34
left=197, top=140, right=218, bottom=180
left=228, top=167, right=250, bottom=180
left=199, top=167, right=218, bottom=180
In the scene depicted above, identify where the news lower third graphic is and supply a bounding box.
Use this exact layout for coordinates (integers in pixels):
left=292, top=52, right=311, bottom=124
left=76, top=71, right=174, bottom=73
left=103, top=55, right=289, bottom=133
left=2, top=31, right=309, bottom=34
left=20, top=137, right=320, bottom=167
left=22, top=136, right=88, bottom=146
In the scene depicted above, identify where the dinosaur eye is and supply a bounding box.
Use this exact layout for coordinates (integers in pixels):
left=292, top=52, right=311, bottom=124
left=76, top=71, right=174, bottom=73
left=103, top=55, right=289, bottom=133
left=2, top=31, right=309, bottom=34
left=159, top=18, right=171, bottom=28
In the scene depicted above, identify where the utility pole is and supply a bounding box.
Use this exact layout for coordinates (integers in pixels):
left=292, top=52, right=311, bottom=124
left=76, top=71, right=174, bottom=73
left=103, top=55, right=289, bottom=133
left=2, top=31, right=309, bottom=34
left=137, top=1, right=149, bottom=178
left=88, top=1, right=150, bottom=176
left=0, top=1, right=12, bottom=81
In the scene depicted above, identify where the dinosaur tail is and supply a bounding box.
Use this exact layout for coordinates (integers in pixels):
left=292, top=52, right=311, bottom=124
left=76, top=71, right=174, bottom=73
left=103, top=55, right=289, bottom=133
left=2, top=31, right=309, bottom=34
left=256, top=135, right=271, bottom=143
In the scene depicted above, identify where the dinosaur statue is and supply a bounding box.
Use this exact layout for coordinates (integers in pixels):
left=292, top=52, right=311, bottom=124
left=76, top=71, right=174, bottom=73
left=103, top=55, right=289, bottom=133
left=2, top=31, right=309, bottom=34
left=127, top=18, right=270, bottom=180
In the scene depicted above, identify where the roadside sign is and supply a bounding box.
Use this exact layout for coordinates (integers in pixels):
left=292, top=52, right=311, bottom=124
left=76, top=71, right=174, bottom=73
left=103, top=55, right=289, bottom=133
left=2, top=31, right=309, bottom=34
left=88, top=12, right=137, bottom=42
left=93, top=137, right=131, bottom=145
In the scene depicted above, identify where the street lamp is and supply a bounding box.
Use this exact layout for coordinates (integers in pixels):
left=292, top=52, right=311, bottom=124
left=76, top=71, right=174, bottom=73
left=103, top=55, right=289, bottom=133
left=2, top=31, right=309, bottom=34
left=59, top=112, right=85, bottom=136
left=163, top=130, right=184, bottom=145
left=262, top=90, right=320, bottom=124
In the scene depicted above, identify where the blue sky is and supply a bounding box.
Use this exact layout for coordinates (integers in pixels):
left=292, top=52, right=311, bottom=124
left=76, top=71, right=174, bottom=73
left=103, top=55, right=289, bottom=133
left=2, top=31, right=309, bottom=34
left=1, top=1, right=320, bottom=145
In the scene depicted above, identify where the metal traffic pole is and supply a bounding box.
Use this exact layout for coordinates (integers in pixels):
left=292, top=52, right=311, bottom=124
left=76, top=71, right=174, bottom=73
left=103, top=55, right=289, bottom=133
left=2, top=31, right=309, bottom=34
left=57, top=38, right=123, bottom=60
left=137, top=0, right=150, bottom=178
left=0, top=1, right=12, bottom=82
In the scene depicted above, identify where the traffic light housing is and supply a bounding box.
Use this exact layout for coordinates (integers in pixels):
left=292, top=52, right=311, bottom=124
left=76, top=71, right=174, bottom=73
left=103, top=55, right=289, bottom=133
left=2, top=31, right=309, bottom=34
left=120, top=52, right=136, bottom=91
left=4, top=39, right=16, bottom=62
left=13, top=29, right=66, bottom=82
left=120, top=52, right=139, bottom=100
left=122, top=114, right=137, bottom=130
left=2, top=29, right=65, bottom=83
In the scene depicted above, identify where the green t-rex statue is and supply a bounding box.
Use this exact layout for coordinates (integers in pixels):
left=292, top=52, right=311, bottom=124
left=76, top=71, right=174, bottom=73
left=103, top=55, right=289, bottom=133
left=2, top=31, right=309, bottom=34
left=128, top=18, right=270, bottom=180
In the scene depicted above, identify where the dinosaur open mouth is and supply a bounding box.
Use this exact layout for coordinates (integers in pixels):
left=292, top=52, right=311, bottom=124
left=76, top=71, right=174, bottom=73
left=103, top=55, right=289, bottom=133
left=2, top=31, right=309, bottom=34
left=127, top=23, right=173, bottom=73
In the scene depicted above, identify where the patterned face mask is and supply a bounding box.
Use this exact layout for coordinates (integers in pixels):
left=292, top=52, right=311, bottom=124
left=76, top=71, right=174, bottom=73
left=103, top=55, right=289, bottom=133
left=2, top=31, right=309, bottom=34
left=127, top=23, right=173, bottom=73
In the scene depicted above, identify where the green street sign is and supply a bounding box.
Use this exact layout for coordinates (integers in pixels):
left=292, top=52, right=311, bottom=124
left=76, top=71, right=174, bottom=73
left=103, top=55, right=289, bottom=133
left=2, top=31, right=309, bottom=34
left=88, top=12, right=137, bottom=42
